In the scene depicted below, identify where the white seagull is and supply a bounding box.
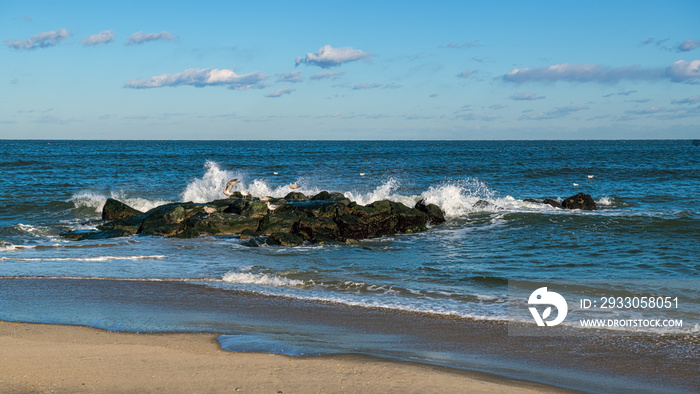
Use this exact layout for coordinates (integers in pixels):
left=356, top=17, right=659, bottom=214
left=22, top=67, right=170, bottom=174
left=222, top=179, right=241, bottom=198
left=289, top=183, right=300, bottom=189
left=203, top=206, right=217, bottom=216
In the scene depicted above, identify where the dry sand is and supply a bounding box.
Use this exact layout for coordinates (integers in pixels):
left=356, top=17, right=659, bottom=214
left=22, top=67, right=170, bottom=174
left=0, top=320, right=571, bottom=393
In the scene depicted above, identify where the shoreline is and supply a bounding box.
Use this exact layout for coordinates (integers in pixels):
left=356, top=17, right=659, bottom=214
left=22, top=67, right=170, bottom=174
left=0, top=320, right=571, bottom=393
left=1, top=278, right=698, bottom=392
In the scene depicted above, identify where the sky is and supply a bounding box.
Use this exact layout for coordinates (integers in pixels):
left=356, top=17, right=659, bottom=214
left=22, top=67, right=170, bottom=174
left=1, top=0, right=699, bottom=140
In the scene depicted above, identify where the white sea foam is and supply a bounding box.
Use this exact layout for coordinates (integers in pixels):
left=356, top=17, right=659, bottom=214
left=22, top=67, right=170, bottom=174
left=597, top=196, right=613, bottom=206
left=344, top=178, right=418, bottom=207
left=181, top=160, right=240, bottom=203
left=0, top=255, right=166, bottom=262
left=69, top=191, right=170, bottom=215
left=420, top=178, right=524, bottom=218
left=0, top=242, right=22, bottom=251
left=180, top=161, right=324, bottom=202
left=222, top=271, right=307, bottom=287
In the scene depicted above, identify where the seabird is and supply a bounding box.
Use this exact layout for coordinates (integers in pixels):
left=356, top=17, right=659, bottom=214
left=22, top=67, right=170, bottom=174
left=360, top=173, right=365, bottom=176
left=573, top=183, right=579, bottom=186
left=203, top=206, right=216, bottom=216
left=587, top=175, right=595, bottom=179
left=273, top=172, right=279, bottom=175
left=222, top=179, right=241, bottom=198
left=266, top=201, right=278, bottom=211
left=240, top=190, right=250, bottom=199
left=289, top=183, right=300, bottom=189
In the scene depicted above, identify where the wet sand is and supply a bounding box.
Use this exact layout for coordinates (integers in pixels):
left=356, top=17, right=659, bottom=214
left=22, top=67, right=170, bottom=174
left=0, top=320, right=569, bottom=393
left=1, top=278, right=698, bottom=392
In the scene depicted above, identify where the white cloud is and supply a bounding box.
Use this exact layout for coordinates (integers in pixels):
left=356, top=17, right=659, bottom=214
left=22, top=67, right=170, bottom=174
left=295, top=45, right=372, bottom=68
left=678, top=39, right=700, bottom=52
left=520, top=105, right=588, bottom=120
left=510, top=91, right=545, bottom=101
left=441, top=41, right=478, bottom=49
left=503, top=63, right=664, bottom=83
left=265, top=88, right=295, bottom=98
left=641, top=37, right=670, bottom=50
left=503, top=61, right=700, bottom=83
left=352, top=82, right=402, bottom=90
left=310, top=71, right=346, bottom=80
left=603, top=90, right=636, bottom=97
left=353, top=82, right=383, bottom=90
left=81, top=30, right=114, bottom=46
left=125, top=31, right=175, bottom=45
left=667, top=60, right=700, bottom=82
left=5, top=28, right=69, bottom=50
left=276, top=70, right=303, bottom=83
left=671, top=95, right=700, bottom=105
left=124, top=68, right=267, bottom=90
left=456, top=69, right=478, bottom=78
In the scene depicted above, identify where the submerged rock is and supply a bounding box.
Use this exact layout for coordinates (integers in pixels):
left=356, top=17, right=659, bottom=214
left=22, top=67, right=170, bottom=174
left=543, top=199, right=563, bottom=209
left=562, top=193, right=597, bottom=210
left=472, top=200, right=493, bottom=210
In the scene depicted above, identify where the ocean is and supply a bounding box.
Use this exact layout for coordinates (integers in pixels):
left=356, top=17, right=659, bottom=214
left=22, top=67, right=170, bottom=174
left=1, top=140, right=699, bottom=391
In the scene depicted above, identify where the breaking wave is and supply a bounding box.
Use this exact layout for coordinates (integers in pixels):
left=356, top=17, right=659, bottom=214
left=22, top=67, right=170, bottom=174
left=69, top=191, right=170, bottom=216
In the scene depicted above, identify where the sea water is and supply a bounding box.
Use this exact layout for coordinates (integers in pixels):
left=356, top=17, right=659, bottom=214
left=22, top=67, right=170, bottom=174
left=0, top=140, right=698, bottom=333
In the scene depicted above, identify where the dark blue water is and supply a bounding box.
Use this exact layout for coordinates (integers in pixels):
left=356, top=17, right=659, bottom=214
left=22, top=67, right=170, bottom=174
left=0, top=140, right=698, bottom=331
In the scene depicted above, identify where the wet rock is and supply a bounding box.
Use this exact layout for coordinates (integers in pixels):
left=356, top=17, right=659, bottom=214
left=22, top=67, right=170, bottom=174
left=292, top=217, right=340, bottom=241
left=415, top=199, right=446, bottom=225
left=97, top=214, right=145, bottom=235
left=334, top=200, right=429, bottom=240
left=562, top=193, right=597, bottom=210
left=268, top=232, right=305, bottom=247
left=310, top=191, right=346, bottom=201
left=239, top=229, right=259, bottom=239
left=61, top=229, right=134, bottom=240
left=137, top=202, right=200, bottom=236
left=223, top=199, right=269, bottom=218
left=472, top=200, right=492, bottom=209
left=184, top=212, right=260, bottom=236
left=283, top=192, right=307, bottom=201
left=257, top=210, right=308, bottom=235
left=543, top=199, right=563, bottom=209
left=523, top=198, right=540, bottom=204
left=102, top=198, right=143, bottom=220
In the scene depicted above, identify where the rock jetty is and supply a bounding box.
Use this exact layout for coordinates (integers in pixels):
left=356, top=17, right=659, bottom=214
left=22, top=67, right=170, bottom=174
left=62, top=192, right=446, bottom=247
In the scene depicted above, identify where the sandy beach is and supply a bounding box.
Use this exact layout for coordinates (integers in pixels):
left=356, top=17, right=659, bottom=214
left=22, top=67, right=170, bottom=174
left=0, top=321, right=572, bottom=393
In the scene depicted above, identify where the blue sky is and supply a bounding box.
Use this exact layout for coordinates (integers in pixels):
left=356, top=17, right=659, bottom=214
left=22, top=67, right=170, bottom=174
left=1, top=1, right=699, bottom=139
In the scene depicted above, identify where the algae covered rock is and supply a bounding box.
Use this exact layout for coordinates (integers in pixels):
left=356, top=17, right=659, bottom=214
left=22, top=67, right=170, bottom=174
left=102, top=198, right=143, bottom=220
